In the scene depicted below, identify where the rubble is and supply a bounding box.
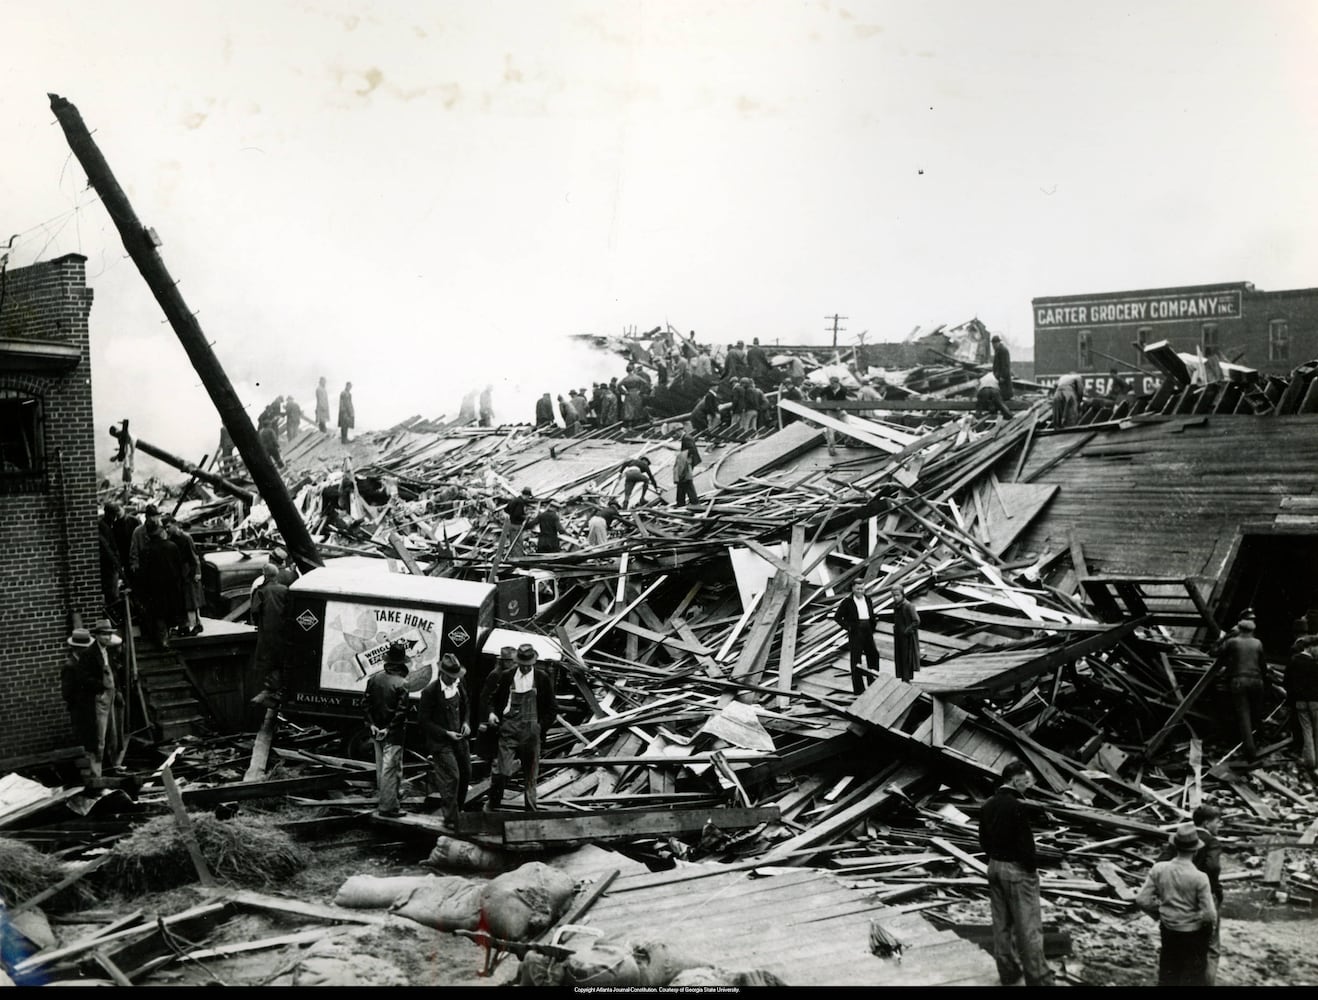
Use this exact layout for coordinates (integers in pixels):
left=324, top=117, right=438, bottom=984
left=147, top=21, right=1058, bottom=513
left=35, top=343, right=1318, bottom=984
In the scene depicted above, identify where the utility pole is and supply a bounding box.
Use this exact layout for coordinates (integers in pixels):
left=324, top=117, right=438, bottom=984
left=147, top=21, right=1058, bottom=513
left=49, top=94, right=323, bottom=573
left=826, top=314, right=848, bottom=349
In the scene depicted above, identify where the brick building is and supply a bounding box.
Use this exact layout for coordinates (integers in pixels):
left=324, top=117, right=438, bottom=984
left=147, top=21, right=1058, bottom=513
left=1032, top=281, right=1318, bottom=391
left=0, top=254, right=100, bottom=758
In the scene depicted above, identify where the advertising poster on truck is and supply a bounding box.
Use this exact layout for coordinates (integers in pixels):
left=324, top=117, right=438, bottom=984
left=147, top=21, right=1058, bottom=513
left=320, top=599, right=443, bottom=694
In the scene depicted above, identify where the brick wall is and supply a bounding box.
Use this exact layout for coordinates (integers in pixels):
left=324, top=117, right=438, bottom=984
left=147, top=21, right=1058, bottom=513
left=0, top=254, right=99, bottom=757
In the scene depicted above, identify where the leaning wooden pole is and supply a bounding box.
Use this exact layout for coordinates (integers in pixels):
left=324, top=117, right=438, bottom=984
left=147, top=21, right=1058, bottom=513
left=48, top=93, right=323, bottom=573
left=109, top=423, right=255, bottom=505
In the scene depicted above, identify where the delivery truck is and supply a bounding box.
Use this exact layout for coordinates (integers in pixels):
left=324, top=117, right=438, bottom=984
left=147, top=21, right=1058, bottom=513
left=281, top=566, right=562, bottom=755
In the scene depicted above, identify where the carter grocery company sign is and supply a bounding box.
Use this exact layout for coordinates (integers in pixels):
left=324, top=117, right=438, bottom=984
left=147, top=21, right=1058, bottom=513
left=1035, top=289, right=1242, bottom=328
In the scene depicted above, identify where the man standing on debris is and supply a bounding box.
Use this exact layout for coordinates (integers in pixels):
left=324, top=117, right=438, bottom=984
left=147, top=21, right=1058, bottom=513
left=1287, top=629, right=1318, bottom=774
left=833, top=579, right=881, bottom=695
left=813, top=375, right=851, bottom=456
left=62, top=622, right=124, bottom=781
left=527, top=497, right=563, bottom=553
left=747, top=337, right=772, bottom=380
left=978, top=760, right=1054, bottom=987
left=535, top=392, right=555, bottom=428
left=1156, top=802, right=1224, bottom=984
left=558, top=393, right=578, bottom=434
left=671, top=441, right=698, bottom=506
left=502, top=486, right=534, bottom=559
left=419, top=653, right=470, bottom=827
left=889, top=584, right=922, bottom=682
left=690, top=385, right=721, bottom=434
left=284, top=396, right=303, bottom=441
left=363, top=641, right=412, bottom=817
left=1217, top=617, right=1268, bottom=759
left=479, top=384, right=494, bottom=428
left=315, top=376, right=330, bottom=433
left=1137, top=822, right=1217, bottom=986
left=338, top=381, right=355, bottom=444
left=991, top=334, right=1013, bottom=402
left=162, top=514, right=204, bottom=637
left=485, top=643, right=557, bottom=812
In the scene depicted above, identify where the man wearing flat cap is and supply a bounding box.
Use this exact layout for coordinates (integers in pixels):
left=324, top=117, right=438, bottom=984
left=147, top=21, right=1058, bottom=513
left=362, top=641, right=412, bottom=817
left=990, top=334, right=1013, bottom=402
left=1137, top=822, right=1217, bottom=986
left=419, top=654, right=470, bottom=826
left=484, top=643, right=556, bottom=812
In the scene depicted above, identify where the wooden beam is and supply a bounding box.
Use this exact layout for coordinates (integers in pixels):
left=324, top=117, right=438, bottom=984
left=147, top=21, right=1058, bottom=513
left=161, top=766, right=216, bottom=886
left=501, top=806, right=781, bottom=846
left=777, top=525, right=805, bottom=711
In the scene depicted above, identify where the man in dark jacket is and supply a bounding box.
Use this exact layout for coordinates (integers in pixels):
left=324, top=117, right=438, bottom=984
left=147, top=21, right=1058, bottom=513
left=338, top=382, right=355, bottom=444
left=138, top=521, right=185, bottom=648
left=98, top=502, right=123, bottom=606
left=363, top=642, right=411, bottom=816
left=833, top=579, right=880, bottom=695
left=418, top=654, right=470, bottom=826
left=991, top=335, right=1013, bottom=402
left=535, top=392, right=555, bottom=428
left=1217, top=618, right=1268, bottom=758
left=484, top=644, right=556, bottom=812
left=528, top=498, right=563, bottom=553
left=249, top=564, right=289, bottom=708
left=978, top=761, right=1053, bottom=986
left=315, top=376, right=330, bottom=433
left=1288, top=633, right=1318, bottom=773
left=63, top=624, right=122, bottom=781
left=813, top=376, right=850, bottom=456
left=889, top=584, right=922, bottom=682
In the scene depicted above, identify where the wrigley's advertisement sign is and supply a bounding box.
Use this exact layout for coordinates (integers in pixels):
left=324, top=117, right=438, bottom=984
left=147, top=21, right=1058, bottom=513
left=1035, top=289, right=1242, bottom=329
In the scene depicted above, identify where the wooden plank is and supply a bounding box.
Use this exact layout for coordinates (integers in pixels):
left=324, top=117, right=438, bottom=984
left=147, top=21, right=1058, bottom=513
left=930, top=695, right=945, bottom=749
left=1262, top=849, right=1287, bottom=886
left=161, top=766, right=216, bottom=886
left=9, top=853, right=114, bottom=917
left=197, top=886, right=389, bottom=925
left=176, top=772, right=349, bottom=806
left=929, top=836, right=987, bottom=875
left=1095, top=861, right=1137, bottom=901
left=777, top=524, right=805, bottom=711
left=502, top=806, right=780, bottom=846
left=1141, top=655, right=1227, bottom=758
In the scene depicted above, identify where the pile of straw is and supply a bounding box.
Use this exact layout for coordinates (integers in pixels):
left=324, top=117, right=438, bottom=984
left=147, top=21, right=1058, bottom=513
left=100, top=813, right=310, bottom=894
left=0, top=837, right=92, bottom=913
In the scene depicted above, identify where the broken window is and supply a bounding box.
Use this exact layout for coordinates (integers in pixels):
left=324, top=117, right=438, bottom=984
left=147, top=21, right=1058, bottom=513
left=1269, top=319, right=1289, bottom=362
left=0, top=389, right=47, bottom=494
left=1201, top=323, right=1218, bottom=351
left=1077, top=330, right=1093, bottom=369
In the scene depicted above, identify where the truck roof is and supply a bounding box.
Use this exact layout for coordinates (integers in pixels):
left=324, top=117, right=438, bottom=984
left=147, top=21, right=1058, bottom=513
left=290, top=566, right=496, bottom=607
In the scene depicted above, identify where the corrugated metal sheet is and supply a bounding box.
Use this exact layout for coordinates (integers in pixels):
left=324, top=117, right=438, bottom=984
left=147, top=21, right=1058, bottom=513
left=581, top=865, right=999, bottom=985
left=1008, top=416, right=1318, bottom=582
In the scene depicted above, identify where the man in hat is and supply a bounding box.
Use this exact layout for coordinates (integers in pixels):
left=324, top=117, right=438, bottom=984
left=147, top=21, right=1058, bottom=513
left=362, top=641, right=412, bottom=817
left=128, top=504, right=160, bottom=584
left=250, top=563, right=290, bottom=709
left=977, top=760, right=1054, bottom=986
left=90, top=620, right=127, bottom=771
left=1216, top=618, right=1268, bottom=759
left=503, top=486, right=534, bottom=559
left=419, top=653, right=470, bottom=826
left=315, top=376, right=330, bottom=434
left=1156, top=802, right=1224, bottom=984
left=62, top=622, right=124, bottom=780
left=990, top=334, right=1013, bottom=402
left=484, top=643, right=556, bottom=812
left=1137, top=822, right=1217, bottom=986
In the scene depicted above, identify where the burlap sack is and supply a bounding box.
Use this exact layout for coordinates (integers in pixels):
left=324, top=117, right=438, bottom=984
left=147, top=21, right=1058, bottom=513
left=334, top=874, right=456, bottom=909
left=477, top=861, right=576, bottom=941
left=564, top=943, right=641, bottom=987
left=390, top=878, right=484, bottom=931
left=630, top=937, right=708, bottom=987
left=426, top=835, right=506, bottom=871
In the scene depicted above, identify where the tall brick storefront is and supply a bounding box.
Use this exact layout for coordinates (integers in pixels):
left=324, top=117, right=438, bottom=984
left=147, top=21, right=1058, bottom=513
left=0, top=254, right=100, bottom=758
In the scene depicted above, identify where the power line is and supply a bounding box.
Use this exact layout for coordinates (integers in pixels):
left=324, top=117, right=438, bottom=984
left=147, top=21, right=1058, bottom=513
left=825, top=314, right=848, bottom=349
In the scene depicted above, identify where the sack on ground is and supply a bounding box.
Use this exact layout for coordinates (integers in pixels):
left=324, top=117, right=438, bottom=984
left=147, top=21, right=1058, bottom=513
left=390, top=878, right=484, bottom=931
left=668, top=966, right=788, bottom=987
left=630, top=937, right=708, bottom=987
left=519, top=950, right=568, bottom=987
left=334, top=874, right=456, bottom=909
left=564, top=943, right=641, bottom=987
left=478, top=861, right=576, bottom=941
left=427, top=834, right=506, bottom=871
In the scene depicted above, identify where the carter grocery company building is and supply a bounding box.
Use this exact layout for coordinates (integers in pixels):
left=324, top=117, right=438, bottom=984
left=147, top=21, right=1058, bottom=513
left=1032, top=281, right=1318, bottom=389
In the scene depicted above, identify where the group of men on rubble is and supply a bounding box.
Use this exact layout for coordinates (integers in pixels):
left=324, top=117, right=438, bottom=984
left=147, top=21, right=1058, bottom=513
left=362, top=640, right=556, bottom=822
left=97, top=500, right=204, bottom=645
left=216, top=377, right=357, bottom=475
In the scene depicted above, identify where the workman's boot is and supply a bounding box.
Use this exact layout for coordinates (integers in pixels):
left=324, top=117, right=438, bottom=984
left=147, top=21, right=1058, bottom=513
left=484, top=777, right=505, bottom=813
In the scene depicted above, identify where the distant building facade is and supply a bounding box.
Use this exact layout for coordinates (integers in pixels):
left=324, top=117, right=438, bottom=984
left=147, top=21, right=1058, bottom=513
left=0, top=253, right=99, bottom=757
left=1032, top=281, right=1318, bottom=393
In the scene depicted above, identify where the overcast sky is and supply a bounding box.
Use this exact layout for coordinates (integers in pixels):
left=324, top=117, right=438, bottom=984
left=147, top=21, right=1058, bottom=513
left=3, top=0, right=1316, bottom=470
